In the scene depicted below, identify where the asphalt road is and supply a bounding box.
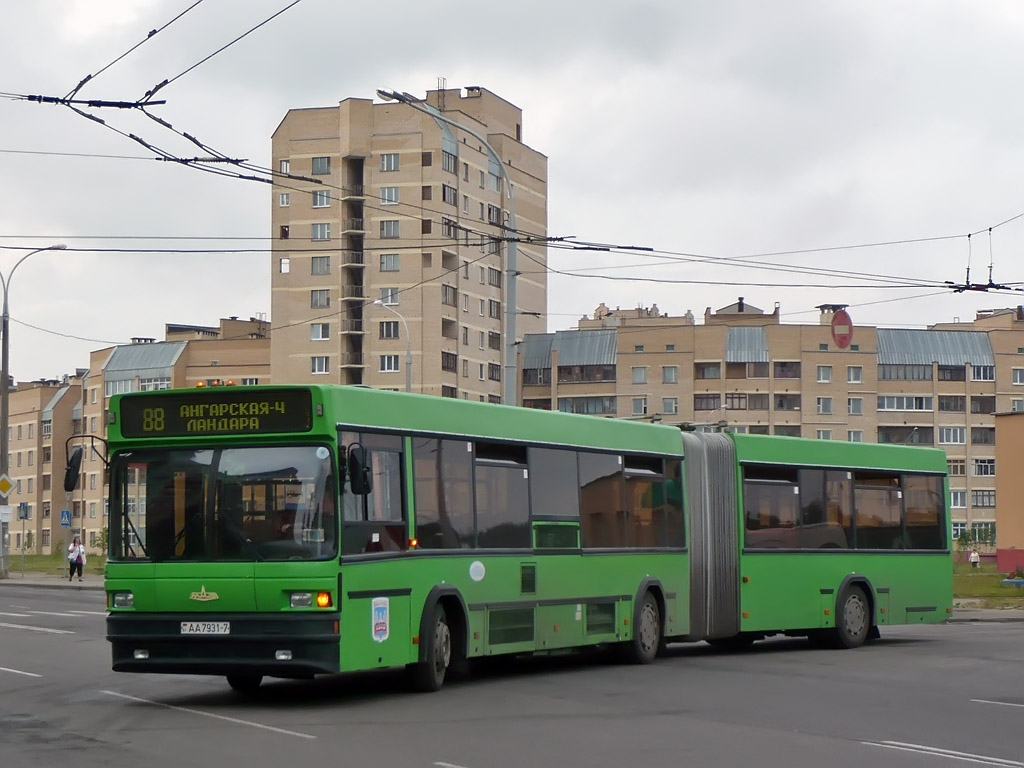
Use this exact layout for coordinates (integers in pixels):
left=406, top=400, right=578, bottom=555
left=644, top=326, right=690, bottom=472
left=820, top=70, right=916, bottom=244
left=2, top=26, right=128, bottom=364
left=0, top=584, right=1021, bottom=768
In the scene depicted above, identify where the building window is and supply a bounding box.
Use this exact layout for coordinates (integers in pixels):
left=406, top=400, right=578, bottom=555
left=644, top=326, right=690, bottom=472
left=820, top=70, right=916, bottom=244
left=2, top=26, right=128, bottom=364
left=380, top=186, right=399, bottom=205
left=279, top=257, right=290, bottom=273
left=311, top=255, right=330, bottom=275
left=971, top=427, right=995, bottom=445
left=1013, top=399, right=1024, bottom=413
left=939, top=395, right=965, bottom=412
left=950, top=490, right=966, bottom=508
left=877, top=395, right=934, bottom=411
left=380, top=153, right=399, bottom=172
left=947, top=459, right=966, bottom=476
left=748, top=393, right=769, bottom=410
left=952, top=522, right=967, bottom=539
left=380, top=320, right=399, bottom=339
left=847, top=430, right=863, bottom=442
left=816, top=397, right=833, bottom=415
left=878, top=364, right=932, bottom=380
left=487, top=267, right=502, bottom=288
left=379, top=287, right=399, bottom=305
left=773, top=361, right=800, bottom=379
left=973, top=458, right=995, bottom=476
left=442, top=150, right=457, bottom=173
left=662, top=366, right=678, bottom=384
left=972, top=365, right=995, bottom=382
left=441, top=352, right=458, bottom=373
left=663, top=397, right=678, bottom=415
left=380, top=355, right=400, bottom=373
left=970, top=396, right=996, bottom=414
left=488, top=300, right=501, bottom=320
left=380, top=253, right=399, bottom=272
left=725, top=393, right=747, bottom=410
left=312, top=189, right=331, bottom=207
left=442, top=218, right=459, bottom=238
left=971, top=490, right=995, bottom=508
left=631, top=367, right=647, bottom=385
left=479, top=363, right=486, bottom=381
left=848, top=397, right=863, bottom=416
left=817, top=365, right=832, bottom=383
left=311, top=223, right=330, bottom=241
left=380, top=220, right=400, bottom=239
left=488, top=332, right=501, bottom=351
left=632, top=397, right=648, bottom=416
left=311, top=323, right=330, bottom=341
left=442, top=284, right=458, bottom=307
left=488, top=363, right=501, bottom=381
left=695, top=363, right=721, bottom=379
left=310, top=289, right=330, bottom=308
left=422, top=185, right=432, bottom=201
left=241, top=378, right=259, bottom=386
left=938, top=426, right=966, bottom=444
left=816, top=429, right=832, bottom=440
left=847, top=365, right=862, bottom=384
left=312, top=156, right=331, bottom=175
left=279, top=225, right=289, bottom=239
left=279, top=159, right=290, bottom=174
left=279, top=193, right=290, bottom=207
left=694, top=394, right=721, bottom=411
left=311, top=356, right=329, bottom=374
left=442, top=184, right=458, bottom=206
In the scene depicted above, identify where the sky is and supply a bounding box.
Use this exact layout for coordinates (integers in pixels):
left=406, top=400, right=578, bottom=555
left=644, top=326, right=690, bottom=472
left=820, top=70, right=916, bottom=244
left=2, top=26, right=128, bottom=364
left=3, top=0, right=1024, bottom=383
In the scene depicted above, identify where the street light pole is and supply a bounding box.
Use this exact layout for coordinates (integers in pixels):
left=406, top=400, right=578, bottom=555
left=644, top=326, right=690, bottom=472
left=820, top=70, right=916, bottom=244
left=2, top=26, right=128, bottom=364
left=373, top=299, right=412, bottom=393
left=377, top=89, right=519, bottom=406
left=0, top=244, right=66, bottom=578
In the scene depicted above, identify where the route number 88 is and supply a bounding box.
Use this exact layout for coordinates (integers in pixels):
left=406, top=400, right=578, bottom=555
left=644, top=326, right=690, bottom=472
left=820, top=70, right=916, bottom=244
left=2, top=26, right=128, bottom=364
left=142, top=407, right=165, bottom=432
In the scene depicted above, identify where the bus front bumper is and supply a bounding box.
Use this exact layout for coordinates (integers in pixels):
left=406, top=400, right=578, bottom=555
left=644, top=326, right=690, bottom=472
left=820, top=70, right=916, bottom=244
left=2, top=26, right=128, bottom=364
left=107, top=611, right=341, bottom=678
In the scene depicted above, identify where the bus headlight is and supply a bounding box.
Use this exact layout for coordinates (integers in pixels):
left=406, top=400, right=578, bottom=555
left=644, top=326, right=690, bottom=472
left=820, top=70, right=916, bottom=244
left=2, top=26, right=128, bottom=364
left=290, top=592, right=313, bottom=608
left=112, top=592, right=134, bottom=608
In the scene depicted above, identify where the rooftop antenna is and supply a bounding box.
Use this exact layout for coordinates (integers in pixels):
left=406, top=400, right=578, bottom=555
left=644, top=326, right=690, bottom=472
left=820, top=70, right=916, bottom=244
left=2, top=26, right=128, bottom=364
left=437, top=76, right=447, bottom=111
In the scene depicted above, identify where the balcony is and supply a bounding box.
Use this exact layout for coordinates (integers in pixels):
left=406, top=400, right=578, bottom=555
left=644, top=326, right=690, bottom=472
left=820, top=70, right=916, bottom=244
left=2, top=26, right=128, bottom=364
left=341, top=285, right=366, bottom=301
left=342, top=218, right=365, bottom=234
left=339, top=319, right=365, bottom=334
left=339, top=353, right=364, bottom=367
left=340, top=184, right=365, bottom=200
left=341, top=250, right=365, bottom=267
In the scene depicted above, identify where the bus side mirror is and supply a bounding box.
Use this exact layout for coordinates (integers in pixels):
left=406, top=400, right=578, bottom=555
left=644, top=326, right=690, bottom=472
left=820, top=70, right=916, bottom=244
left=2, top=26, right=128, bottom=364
left=347, top=444, right=373, bottom=496
left=64, top=447, right=84, bottom=493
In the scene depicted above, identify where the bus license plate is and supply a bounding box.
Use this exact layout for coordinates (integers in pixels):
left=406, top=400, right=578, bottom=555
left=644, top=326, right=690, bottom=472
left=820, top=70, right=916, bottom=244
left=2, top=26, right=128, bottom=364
left=180, top=621, right=230, bottom=635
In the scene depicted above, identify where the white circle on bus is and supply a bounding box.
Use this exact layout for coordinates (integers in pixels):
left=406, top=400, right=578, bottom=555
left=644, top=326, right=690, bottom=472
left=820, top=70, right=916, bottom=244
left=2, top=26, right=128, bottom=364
left=316, top=447, right=330, bottom=459
left=469, top=561, right=486, bottom=582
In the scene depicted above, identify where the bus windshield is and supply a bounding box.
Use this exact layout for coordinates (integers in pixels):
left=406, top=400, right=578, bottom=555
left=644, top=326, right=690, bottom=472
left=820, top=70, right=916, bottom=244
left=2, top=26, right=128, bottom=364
left=109, top=445, right=338, bottom=562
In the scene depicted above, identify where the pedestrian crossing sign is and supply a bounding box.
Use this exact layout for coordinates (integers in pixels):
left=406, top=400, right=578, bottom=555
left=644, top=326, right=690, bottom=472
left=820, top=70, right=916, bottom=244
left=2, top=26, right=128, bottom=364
left=60, top=509, right=72, bottom=527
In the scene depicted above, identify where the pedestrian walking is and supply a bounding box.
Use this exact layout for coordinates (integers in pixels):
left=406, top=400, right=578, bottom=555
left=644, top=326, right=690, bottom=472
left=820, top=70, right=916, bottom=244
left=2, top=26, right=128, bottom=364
left=970, top=548, right=980, bottom=569
left=67, top=536, right=86, bottom=582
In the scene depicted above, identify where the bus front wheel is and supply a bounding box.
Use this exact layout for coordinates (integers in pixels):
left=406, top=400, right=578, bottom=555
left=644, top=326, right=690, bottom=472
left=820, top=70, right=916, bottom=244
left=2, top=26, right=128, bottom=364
left=226, top=673, right=263, bottom=694
left=834, top=585, right=870, bottom=649
left=624, top=592, right=662, bottom=664
left=411, top=604, right=452, bottom=692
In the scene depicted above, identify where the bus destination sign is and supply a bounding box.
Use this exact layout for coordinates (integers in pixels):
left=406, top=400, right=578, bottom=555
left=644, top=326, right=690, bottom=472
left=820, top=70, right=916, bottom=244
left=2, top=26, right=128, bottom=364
left=119, top=389, right=314, bottom=437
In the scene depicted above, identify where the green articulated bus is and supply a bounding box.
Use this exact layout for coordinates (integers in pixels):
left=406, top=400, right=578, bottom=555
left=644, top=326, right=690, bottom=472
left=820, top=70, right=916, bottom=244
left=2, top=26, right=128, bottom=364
left=78, top=384, right=951, bottom=694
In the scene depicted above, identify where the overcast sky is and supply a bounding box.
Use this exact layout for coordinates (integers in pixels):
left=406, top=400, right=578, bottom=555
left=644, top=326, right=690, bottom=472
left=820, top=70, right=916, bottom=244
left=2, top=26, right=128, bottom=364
left=2, top=0, right=1023, bottom=382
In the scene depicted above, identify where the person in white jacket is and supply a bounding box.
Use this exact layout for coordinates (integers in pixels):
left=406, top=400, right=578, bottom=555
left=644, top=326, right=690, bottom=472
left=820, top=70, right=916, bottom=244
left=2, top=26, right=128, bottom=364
left=67, top=537, right=86, bottom=582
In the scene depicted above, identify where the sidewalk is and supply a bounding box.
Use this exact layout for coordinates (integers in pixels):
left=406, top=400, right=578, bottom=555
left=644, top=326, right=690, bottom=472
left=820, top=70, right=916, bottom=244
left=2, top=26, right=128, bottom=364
left=0, top=569, right=104, bottom=591
left=1, top=572, right=1023, bottom=622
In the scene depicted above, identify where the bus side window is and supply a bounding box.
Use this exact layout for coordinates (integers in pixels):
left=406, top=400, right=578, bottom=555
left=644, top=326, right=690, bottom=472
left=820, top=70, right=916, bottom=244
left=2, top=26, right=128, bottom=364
left=340, top=431, right=406, bottom=554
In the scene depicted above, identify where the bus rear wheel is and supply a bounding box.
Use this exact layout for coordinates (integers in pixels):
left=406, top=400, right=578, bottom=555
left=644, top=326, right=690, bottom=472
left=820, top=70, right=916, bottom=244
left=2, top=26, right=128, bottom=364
left=624, top=592, right=662, bottom=664
left=411, top=604, right=451, bottom=692
left=834, top=585, right=870, bottom=649
left=226, top=673, right=263, bottom=694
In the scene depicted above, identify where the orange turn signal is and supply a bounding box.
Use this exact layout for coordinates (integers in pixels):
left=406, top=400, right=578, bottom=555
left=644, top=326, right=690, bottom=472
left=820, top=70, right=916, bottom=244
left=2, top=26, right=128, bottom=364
left=408, top=538, right=419, bottom=549
left=316, top=591, right=332, bottom=608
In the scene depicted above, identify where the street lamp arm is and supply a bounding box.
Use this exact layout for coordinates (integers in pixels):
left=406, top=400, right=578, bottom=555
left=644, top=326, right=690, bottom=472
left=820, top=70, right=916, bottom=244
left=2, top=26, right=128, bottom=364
left=373, top=299, right=412, bottom=393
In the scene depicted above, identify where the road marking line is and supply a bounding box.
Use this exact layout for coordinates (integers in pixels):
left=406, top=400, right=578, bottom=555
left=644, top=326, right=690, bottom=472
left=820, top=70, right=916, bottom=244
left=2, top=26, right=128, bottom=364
left=101, top=691, right=316, bottom=740
left=435, top=763, right=471, bottom=768
left=18, top=610, right=80, bottom=617
left=0, top=622, right=74, bottom=635
left=862, top=740, right=1022, bottom=766
left=0, top=666, right=42, bottom=678
left=67, top=610, right=108, bottom=616
left=0, top=612, right=31, bottom=617
left=972, top=699, right=1024, bottom=710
